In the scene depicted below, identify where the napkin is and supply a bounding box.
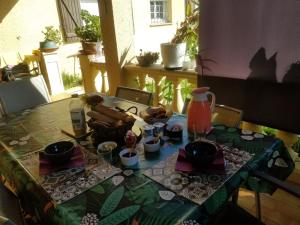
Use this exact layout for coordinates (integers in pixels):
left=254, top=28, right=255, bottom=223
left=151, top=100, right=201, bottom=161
left=39, top=146, right=85, bottom=175
left=175, top=148, right=226, bottom=174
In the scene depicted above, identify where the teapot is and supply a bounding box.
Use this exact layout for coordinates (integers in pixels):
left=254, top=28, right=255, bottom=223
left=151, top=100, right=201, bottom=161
left=187, top=87, right=215, bottom=139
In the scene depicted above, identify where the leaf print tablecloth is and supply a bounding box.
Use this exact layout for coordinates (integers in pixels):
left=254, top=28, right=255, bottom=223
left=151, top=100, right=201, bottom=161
left=0, top=99, right=295, bottom=225
left=54, top=172, right=202, bottom=225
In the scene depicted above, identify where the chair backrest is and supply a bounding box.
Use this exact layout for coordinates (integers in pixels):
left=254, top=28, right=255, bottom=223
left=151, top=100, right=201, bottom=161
left=212, top=104, right=243, bottom=128
left=115, top=86, right=153, bottom=105
left=0, top=75, right=51, bottom=115
left=181, top=98, right=243, bottom=128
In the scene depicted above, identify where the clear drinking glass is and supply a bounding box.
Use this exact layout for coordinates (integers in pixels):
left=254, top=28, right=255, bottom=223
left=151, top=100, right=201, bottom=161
left=97, top=148, right=112, bottom=163
left=97, top=142, right=117, bottom=164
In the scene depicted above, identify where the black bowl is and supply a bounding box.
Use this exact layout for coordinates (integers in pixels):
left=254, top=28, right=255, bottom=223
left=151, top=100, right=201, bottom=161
left=185, top=141, right=218, bottom=165
left=44, top=141, right=75, bottom=164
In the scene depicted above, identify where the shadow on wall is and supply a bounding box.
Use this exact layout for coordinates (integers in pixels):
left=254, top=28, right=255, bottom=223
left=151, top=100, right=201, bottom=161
left=0, top=0, right=18, bottom=23
left=199, top=46, right=300, bottom=133
left=247, top=47, right=277, bottom=82
left=247, top=47, right=300, bottom=84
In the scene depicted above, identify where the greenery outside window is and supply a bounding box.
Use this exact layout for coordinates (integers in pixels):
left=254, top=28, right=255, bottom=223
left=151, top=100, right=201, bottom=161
left=150, top=0, right=170, bottom=24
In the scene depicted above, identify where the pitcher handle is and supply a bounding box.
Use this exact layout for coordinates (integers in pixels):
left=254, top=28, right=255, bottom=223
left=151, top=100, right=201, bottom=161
left=207, top=91, right=216, bottom=112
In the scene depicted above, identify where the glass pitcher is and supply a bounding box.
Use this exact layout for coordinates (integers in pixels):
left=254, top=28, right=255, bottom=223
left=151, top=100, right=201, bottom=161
left=187, top=87, right=216, bottom=139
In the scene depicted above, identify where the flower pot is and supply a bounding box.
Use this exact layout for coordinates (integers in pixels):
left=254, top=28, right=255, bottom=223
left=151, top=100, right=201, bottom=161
left=183, top=57, right=196, bottom=70
left=160, top=42, right=186, bottom=69
left=136, top=56, right=153, bottom=67
left=119, top=148, right=139, bottom=167
left=81, top=41, right=102, bottom=55
left=40, top=41, right=58, bottom=52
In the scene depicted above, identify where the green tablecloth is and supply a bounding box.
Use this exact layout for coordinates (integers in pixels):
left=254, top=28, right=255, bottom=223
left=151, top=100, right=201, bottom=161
left=0, top=99, right=294, bottom=225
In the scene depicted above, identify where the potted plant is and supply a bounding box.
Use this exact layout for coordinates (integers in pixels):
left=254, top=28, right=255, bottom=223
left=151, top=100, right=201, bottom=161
left=136, top=50, right=159, bottom=67
left=160, top=11, right=199, bottom=69
left=40, top=26, right=62, bottom=52
left=75, top=10, right=101, bottom=54
left=195, top=49, right=217, bottom=81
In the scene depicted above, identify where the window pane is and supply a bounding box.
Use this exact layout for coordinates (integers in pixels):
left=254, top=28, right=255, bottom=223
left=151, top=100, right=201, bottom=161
left=150, top=0, right=168, bottom=24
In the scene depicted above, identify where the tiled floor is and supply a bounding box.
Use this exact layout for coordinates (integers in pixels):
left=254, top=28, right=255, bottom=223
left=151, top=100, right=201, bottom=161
left=238, top=161, right=300, bottom=225
left=50, top=86, right=83, bottom=102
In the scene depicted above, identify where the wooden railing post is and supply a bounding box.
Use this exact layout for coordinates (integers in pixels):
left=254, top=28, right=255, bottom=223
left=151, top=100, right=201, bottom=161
left=171, top=79, right=180, bottom=112
left=153, top=76, right=162, bottom=106
left=177, top=81, right=184, bottom=113
left=98, top=63, right=108, bottom=93
left=122, top=65, right=198, bottom=111
left=78, top=54, right=98, bottom=93
left=138, top=74, right=147, bottom=90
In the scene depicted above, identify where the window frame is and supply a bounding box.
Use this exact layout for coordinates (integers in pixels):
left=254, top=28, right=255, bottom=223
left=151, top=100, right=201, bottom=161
left=150, top=0, right=172, bottom=26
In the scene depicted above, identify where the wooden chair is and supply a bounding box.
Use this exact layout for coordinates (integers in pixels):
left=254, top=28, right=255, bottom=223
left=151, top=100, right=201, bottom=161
left=212, top=104, right=243, bottom=128
left=182, top=98, right=243, bottom=128
left=0, top=75, right=50, bottom=116
left=115, top=86, right=153, bottom=105
left=211, top=170, right=300, bottom=225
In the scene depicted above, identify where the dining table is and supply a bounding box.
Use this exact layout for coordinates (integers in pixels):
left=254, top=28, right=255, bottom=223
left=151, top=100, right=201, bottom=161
left=0, top=96, right=294, bottom=225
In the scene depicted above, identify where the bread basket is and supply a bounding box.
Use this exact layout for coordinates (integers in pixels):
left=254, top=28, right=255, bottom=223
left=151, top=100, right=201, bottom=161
left=87, top=104, right=136, bottom=146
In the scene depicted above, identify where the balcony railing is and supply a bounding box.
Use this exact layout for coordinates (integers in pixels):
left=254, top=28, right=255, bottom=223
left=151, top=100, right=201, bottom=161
left=78, top=55, right=109, bottom=94
left=123, top=64, right=197, bottom=112
left=78, top=55, right=197, bottom=113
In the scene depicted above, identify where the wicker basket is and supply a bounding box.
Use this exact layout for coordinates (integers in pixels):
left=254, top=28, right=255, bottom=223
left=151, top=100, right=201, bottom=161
left=88, top=118, right=135, bottom=147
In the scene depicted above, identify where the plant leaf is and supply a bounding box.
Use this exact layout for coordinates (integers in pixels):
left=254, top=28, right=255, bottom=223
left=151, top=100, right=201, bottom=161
left=202, top=58, right=218, bottom=64
left=125, top=183, right=160, bottom=205
left=91, top=185, right=105, bottom=195
left=98, top=205, right=140, bottom=225
left=100, top=186, right=124, bottom=217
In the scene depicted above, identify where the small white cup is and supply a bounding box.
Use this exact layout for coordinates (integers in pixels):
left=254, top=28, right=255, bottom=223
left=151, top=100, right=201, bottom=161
left=143, top=124, right=155, bottom=136
left=119, top=148, right=139, bottom=167
left=153, top=122, right=165, bottom=136
left=143, top=136, right=160, bottom=152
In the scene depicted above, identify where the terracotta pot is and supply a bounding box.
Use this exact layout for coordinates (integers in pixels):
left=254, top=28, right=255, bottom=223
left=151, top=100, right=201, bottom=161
left=81, top=41, right=98, bottom=55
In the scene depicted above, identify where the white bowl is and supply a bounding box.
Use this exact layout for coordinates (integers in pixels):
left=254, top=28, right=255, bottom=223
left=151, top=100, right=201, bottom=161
left=97, top=141, right=117, bottom=153
left=119, top=148, right=139, bottom=167
left=143, top=136, right=160, bottom=152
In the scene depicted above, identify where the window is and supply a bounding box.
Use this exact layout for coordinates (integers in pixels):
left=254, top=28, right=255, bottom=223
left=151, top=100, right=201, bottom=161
left=57, top=0, right=99, bottom=42
left=80, top=0, right=99, bottom=16
left=57, top=0, right=82, bottom=42
left=150, top=0, right=170, bottom=24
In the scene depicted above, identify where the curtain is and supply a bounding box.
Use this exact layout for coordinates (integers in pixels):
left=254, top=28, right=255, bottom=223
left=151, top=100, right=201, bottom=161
left=200, top=0, right=300, bottom=82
